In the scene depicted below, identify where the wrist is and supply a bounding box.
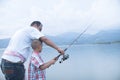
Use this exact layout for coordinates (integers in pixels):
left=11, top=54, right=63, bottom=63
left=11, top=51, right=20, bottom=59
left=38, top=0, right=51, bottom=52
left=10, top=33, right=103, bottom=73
left=51, top=60, right=55, bottom=64
left=56, top=47, right=60, bottom=51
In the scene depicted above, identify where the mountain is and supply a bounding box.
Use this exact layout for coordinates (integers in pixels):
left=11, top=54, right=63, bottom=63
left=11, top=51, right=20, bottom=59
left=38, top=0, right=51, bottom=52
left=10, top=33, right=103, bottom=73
left=46, top=32, right=80, bottom=45
left=47, top=29, right=120, bottom=44
left=0, top=29, right=120, bottom=48
left=0, top=38, right=10, bottom=48
left=93, top=30, right=120, bottom=43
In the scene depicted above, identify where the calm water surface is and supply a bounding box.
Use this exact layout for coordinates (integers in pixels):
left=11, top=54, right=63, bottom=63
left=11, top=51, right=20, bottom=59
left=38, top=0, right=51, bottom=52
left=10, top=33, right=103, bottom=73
left=0, top=44, right=120, bottom=80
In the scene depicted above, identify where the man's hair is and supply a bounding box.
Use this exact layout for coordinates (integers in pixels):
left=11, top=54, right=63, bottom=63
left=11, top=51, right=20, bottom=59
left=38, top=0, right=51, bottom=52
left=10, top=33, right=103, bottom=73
left=30, top=21, right=43, bottom=27
left=31, top=39, right=42, bottom=50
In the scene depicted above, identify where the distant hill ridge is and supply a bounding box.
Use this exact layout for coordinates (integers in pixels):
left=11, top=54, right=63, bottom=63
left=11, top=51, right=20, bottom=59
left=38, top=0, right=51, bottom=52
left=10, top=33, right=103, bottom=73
left=0, top=29, right=120, bottom=48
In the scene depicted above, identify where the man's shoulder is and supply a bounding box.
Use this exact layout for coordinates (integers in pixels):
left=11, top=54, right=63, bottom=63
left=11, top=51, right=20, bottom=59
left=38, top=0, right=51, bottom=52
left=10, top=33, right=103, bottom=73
left=20, top=27, right=37, bottom=33
left=22, top=27, right=34, bottom=30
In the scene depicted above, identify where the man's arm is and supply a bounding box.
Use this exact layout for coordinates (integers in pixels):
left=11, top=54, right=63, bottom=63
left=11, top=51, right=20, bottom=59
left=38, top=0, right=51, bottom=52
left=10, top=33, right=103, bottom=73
left=40, top=36, right=64, bottom=55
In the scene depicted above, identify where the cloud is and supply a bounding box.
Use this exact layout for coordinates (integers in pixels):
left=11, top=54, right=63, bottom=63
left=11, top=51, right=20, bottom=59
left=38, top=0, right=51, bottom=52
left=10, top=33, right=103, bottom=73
left=86, top=0, right=120, bottom=34
left=91, top=0, right=120, bottom=25
left=0, top=0, right=120, bottom=37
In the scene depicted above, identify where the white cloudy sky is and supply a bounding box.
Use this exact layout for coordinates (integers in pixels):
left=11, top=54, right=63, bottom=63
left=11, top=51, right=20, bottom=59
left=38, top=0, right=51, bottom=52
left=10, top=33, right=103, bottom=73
left=0, top=0, right=120, bottom=38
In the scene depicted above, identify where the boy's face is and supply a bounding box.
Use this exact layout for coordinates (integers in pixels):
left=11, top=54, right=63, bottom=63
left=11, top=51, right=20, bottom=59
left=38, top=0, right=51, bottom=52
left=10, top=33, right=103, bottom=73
left=36, top=45, right=42, bottom=53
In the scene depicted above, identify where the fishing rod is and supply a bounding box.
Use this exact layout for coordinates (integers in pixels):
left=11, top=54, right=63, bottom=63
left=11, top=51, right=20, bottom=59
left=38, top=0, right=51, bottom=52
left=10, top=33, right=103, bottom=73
left=55, top=23, right=92, bottom=63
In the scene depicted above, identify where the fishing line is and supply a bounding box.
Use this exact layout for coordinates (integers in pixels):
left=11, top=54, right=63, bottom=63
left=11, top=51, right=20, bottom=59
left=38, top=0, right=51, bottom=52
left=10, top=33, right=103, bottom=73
left=64, top=23, right=92, bottom=52
left=56, top=16, right=95, bottom=63
left=55, top=22, right=93, bottom=63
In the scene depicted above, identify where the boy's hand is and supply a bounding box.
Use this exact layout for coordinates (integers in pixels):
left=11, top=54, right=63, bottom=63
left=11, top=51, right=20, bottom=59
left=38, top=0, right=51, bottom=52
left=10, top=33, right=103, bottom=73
left=53, top=54, right=61, bottom=61
left=53, top=57, right=58, bottom=61
left=51, top=55, right=60, bottom=65
left=50, top=59, right=56, bottom=65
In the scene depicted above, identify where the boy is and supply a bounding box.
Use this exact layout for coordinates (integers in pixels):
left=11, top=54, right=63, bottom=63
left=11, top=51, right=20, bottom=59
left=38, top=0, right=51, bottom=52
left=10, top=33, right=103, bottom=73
left=28, top=39, right=58, bottom=80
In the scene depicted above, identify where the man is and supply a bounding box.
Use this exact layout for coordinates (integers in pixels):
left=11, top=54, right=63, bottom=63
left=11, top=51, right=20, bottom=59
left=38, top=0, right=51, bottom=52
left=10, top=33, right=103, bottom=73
left=1, top=21, right=64, bottom=80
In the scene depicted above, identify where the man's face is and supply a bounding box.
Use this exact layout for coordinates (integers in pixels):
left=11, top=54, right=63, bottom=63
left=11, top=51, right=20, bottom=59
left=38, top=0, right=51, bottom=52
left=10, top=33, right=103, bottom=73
left=38, top=25, right=42, bottom=31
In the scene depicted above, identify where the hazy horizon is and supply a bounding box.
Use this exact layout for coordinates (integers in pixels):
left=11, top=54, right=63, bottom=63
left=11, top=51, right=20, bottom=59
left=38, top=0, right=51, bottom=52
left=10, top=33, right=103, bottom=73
left=0, top=27, right=120, bottom=39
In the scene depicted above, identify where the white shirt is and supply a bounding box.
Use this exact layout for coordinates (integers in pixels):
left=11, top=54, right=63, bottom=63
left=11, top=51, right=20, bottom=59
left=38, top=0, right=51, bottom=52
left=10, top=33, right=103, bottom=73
left=2, top=27, right=44, bottom=62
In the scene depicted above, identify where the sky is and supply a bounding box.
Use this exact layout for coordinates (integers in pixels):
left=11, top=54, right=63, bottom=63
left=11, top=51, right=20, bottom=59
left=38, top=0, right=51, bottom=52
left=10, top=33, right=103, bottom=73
left=0, top=0, right=120, bottom=38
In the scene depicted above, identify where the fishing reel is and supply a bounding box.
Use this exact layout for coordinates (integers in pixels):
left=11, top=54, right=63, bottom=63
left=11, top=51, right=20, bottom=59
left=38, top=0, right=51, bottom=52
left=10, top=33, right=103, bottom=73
left=59, top=54, right=69, bottom=63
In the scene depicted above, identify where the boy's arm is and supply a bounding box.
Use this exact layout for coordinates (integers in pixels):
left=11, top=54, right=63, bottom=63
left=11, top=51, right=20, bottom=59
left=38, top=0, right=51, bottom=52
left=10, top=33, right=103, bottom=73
left=39, top=59, right=56, bottom=70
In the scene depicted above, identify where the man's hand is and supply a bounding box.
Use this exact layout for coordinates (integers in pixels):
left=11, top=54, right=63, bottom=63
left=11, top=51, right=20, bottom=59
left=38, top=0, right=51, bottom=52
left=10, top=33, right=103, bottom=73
left=57, top=48, right=65, bottom=55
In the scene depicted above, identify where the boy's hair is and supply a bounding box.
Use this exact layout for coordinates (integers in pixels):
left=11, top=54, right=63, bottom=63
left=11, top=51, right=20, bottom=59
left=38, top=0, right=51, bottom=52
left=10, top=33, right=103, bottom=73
left=31, top=39, right=42, bottom=50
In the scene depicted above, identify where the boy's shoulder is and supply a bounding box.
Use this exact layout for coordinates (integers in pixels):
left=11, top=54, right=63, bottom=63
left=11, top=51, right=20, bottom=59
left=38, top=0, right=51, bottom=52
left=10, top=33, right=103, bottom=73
left=32, top=53, right=40, bottom=57
left=31, top=53, right=42, bottom=59
left=30, top=53, right=44, bottom=65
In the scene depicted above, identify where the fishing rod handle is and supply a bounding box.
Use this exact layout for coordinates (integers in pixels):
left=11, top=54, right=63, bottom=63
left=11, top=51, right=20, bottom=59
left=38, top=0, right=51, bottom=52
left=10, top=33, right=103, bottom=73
left=64, top=48, right=68, bottom=52
left=54, top=54, right=61, bottom=60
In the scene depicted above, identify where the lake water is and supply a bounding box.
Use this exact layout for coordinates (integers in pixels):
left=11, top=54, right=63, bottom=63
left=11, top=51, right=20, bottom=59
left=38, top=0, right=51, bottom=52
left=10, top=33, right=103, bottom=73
left=0, top=44, right=120, bottom=80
